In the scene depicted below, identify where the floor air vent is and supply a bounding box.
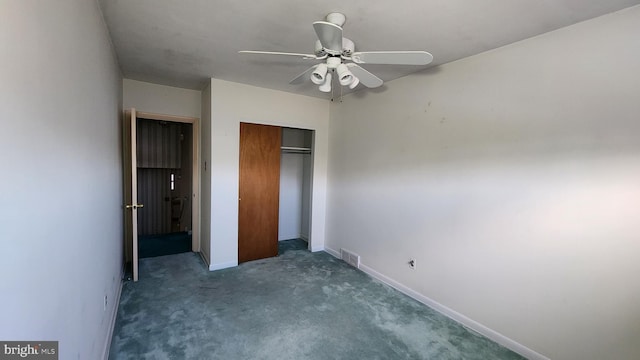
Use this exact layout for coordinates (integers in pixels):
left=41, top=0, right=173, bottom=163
left=340, top=248, right=361, bottom=269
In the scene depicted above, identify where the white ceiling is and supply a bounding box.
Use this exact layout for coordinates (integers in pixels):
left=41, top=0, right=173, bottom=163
left=98, top=0, right=640, bottom=99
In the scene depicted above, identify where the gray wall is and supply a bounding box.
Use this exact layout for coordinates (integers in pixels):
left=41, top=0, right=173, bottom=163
left=326, top=6, right=640, bottom=360
left=300, top=153, right=312, bottom=240
left=0, top=0, right=123, bottom=359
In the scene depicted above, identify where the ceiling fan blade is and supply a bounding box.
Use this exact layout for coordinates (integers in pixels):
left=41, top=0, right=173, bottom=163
left=289, top=65, right=319, bottom=85
left=346, top=64, right=383, bottom=88
left=351, top=51, right=433, bottom=65
left=312, top=21, right=343, bottom=53
left=239, top=50, right=319, bottom=60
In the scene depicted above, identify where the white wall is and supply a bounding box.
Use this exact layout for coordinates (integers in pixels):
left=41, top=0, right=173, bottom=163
left=278, top=153, right=304, bottom=240
left=326, top=6, right=640, bottom=360
left=206, top=79, right=329, bottom=270
left=123, top=78, right=201, bottom=118
left=0, top=1, right=123, bottom=359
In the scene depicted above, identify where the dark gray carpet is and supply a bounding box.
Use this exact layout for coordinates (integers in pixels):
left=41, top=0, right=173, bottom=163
left=278, top=238, right=309, bottom=253
left=109, top=239, right=525, bottom=359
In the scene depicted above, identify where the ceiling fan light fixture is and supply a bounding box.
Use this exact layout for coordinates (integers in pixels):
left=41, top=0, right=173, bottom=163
left=319, top=72, right=332, bottom=92
left=336, top=63, right=354, bottom=86
left=348, top=76, right=360, bottom=89
left=311, top=63, right=328, bottom=85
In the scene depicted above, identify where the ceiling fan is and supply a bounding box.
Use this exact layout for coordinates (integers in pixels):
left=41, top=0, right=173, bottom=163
left=239, top=12, right=433, bottom=93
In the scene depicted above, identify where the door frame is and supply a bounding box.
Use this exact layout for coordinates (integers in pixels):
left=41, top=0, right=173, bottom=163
left=123, top=109, right=201, bottom=280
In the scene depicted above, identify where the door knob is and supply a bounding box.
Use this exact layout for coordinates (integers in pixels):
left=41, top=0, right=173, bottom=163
left=125, top=204, right=144, bottom=209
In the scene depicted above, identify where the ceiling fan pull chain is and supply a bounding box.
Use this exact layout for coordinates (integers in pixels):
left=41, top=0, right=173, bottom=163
left=331, top=72, right=335, bottom=102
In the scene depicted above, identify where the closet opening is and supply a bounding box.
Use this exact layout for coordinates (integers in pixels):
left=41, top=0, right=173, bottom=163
left=278, top=127, right=313, bottom=255
left=237, top=123, right=314, bottom=263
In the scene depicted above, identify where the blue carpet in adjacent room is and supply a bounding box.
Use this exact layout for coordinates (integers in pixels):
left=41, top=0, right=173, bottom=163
left=138, top=231, right=192, bottom=258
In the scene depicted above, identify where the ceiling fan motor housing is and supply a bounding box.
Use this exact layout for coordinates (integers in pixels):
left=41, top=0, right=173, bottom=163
left=326, top=12, right=346, bottom=27
left=314, top=40, right=327, bottom=57
left=315, top=37, right=354, bottom=57
left=326, top=57, right=341, bottom=69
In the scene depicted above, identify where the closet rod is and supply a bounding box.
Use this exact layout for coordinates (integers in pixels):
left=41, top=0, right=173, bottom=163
left=281, top=146, right=311, bottom=154
left=282, top=150, right=311, bottom=154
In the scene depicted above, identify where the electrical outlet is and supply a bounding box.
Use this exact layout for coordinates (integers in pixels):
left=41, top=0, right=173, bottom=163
left=409, top=259, right=416, bottom=270
left=103, top=295, right=108, bottom=311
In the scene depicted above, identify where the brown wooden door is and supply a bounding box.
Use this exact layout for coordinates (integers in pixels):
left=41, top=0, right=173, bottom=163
left=238, top=122, right=282, bottom=263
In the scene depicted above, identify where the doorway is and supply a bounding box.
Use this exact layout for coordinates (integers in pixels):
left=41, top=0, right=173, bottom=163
left=136, top=118, right=193, bottom=258
left=123, top=109, right=201, bottom=281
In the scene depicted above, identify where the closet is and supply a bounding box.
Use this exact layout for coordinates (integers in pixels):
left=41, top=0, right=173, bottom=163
left=279, top=127, right=312, bottom=242
left=238, top=123, right=313, bottom=263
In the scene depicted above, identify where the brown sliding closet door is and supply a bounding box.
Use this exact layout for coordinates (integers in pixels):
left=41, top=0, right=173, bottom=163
left=238, top=122, right=282, bottom=263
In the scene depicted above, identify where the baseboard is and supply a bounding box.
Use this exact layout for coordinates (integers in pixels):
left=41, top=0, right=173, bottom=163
left=209, top=260, right=238, bottom=271
left=102, top=272, right=124, bottom=360
left=299, top=234, right=309, bottom=242
left=324, top=247, right=340, bottom=258
left=324, top=246, right=549, bottom=360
